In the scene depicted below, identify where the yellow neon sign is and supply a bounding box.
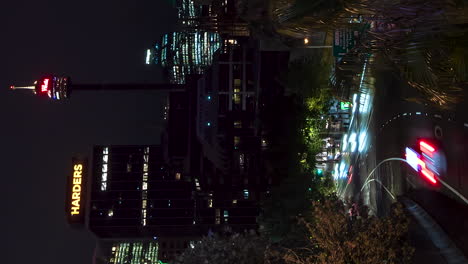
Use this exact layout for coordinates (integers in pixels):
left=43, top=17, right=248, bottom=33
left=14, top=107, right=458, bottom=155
left=71, top=164, right=83, bottom=216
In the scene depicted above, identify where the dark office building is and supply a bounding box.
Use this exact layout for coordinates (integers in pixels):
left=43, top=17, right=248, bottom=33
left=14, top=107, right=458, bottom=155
left=190, top=40, right=291, bottom=233
left=89, top=145, right=195, bottom=238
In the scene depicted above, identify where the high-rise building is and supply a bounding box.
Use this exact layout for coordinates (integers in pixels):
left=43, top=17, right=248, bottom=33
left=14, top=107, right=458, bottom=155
left=88, top=145, right=196, bottom=238
left=145, top=0, right=250, bottom=84
left=192, top=40, right=291, bottom=232
left=178, top=0, right=250, bottom=37
left=146, top=31, right=221, bottom=84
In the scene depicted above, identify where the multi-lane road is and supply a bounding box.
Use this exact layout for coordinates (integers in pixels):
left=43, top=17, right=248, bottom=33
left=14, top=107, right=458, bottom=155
left=336, top=60, right=468, bottom=260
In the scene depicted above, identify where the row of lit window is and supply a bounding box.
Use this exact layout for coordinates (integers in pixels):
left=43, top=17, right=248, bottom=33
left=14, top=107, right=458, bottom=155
left=207, top=198, right=238, bottom=209
left=215, top=209, right=229, bottom=224
left=110, top=242, right=158, bottom=264
left=101, top=147, right=109, bottom=191
left=141, top=147, right=150, bottom=226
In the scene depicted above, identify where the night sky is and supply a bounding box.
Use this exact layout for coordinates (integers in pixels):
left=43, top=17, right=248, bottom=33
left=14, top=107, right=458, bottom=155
left=0, top=1, right=176, bottom=263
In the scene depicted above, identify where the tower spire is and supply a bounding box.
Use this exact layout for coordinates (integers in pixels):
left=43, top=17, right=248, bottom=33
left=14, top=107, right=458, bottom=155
left=10, top=85, right=35, bottom=90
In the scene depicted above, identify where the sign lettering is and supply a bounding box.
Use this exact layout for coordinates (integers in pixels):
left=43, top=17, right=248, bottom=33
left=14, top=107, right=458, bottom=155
left=71, top=164, right=83, bottom=216
left=41, top=78, right=49, bottom=92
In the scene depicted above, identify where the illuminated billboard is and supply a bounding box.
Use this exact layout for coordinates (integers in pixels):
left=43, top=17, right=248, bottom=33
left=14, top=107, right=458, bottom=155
left=66, top=158, right=87, bottom=226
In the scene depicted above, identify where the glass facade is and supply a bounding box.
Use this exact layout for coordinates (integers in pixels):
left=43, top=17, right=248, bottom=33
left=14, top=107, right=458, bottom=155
left=108, top=242, right=159, bottom=264
left=89, top=145, right=195, bottom=238
left=145, top=0, right=225, bottom=84
left=151, top=31, right=221, bottom=84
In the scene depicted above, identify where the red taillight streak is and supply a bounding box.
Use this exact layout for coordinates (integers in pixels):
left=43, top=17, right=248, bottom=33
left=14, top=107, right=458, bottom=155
left=421, top=147, right=434, bottom=157
left=421, top=168, right=437, bottom=184
left=420, top=141, right=435, bottom=153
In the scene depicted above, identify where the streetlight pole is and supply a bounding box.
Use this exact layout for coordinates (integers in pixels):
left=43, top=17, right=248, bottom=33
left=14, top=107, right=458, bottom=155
left=349, top=157, right=468, bottom=206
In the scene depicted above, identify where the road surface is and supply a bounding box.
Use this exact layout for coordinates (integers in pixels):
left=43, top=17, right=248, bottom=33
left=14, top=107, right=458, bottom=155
left=336, top=57, right=468, bottom=262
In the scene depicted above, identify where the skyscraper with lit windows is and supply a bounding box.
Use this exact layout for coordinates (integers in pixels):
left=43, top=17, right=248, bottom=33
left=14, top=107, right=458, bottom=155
left=88, top=145, right=196, bottom=238
left=146, top=31, right=221, bottom=84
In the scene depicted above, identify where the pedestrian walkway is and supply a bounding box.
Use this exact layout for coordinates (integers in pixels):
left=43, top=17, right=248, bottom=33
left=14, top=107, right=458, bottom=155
left=401, top=197, right=468, bottom=264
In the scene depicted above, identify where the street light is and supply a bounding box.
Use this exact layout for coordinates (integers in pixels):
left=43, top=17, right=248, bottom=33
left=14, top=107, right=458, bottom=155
left=302, top=37, right=332, bottom=49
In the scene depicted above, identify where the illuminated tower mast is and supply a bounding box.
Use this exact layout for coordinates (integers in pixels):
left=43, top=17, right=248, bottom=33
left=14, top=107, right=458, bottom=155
left=10, top=75, right=184, bottom=101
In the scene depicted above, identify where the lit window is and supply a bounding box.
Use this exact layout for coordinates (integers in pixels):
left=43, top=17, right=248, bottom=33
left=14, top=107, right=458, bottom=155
left=243, top=189, right=249, bottom=199
left=103, top=154, right=108, bottom=163
left=102, top=164, right=108, bottom=173
left=175, top=172, right=181, bottom=180
left=215, top=209, right=221, bottom=224
left=224, top=210, right=229, bottom=223
left=232, top=199, right=237, bottom=204
left=142, top=208, right=147, bottom=226
left=195, top=178, right=201, bottom=190
left=168, top=200, right=171, bottom=207
left=127, top=163, right=132, bottom=173
left=234, top=121, right=242, bottom=128
left=102, top=172, right=107, bottom=181
left=142, top=182, right=148, bottom=190
left=208, top=199, right=213, bottom=208
left=101, top=182, right=107, bottom=191
left=233, top=88, right=241, bottom=104
left=103, top=147, right=109, bottom=155
left=234, top=136, right=240, bottom=148
left=108, top=209, right=114, bottom=217
left=239, top=154, right=245, bottom=171
left=145, top=49, right=151, bottom=64
left=143, top=163, right=148, bottom=172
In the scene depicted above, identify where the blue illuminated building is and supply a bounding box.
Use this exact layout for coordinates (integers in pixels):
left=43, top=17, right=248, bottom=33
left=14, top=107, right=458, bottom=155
left=147, top=31, right=221, bottom=84
left=146, top=0, right=249, bottom=84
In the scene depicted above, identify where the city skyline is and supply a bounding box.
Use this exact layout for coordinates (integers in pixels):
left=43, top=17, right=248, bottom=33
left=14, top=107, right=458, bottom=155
left=0, top=1, right=177, bottom=263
